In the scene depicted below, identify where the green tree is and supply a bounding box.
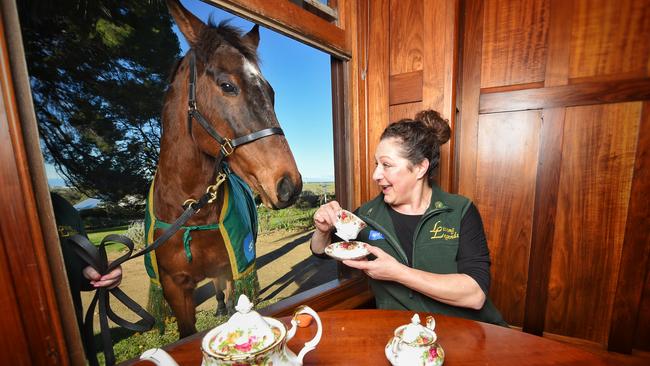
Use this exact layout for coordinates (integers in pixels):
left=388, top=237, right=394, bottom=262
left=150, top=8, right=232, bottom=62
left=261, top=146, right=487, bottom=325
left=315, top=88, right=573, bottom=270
left=19, top=0, right=181, bottom=202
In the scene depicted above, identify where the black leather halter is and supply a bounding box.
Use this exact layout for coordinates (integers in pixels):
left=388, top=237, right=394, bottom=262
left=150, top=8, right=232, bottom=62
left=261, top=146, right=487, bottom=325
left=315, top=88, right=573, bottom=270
left=187, top=52, right=284, bottom=165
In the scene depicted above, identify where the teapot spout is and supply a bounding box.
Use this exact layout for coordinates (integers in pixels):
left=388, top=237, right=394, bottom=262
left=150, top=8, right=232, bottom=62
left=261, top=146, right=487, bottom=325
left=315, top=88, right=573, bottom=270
left=140, top=348, right=179, bottom=366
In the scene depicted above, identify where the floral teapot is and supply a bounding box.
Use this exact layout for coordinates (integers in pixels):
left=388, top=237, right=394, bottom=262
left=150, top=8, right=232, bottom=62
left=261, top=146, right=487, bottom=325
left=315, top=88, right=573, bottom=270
left=140, top=295, right=322, bottom=366
left=385, top=314, right=444, bottom=366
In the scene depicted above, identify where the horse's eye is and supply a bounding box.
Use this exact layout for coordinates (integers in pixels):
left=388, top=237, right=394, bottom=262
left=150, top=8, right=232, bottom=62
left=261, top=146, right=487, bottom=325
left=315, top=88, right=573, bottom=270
left=220, top=82, right=237, bottom=95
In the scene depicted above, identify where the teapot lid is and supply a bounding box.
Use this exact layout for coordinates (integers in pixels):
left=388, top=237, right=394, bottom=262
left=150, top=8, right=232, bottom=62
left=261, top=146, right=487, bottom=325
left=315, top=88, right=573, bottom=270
left=396, top=314, right=437, bottom=346
left=211, top=295, right=277, bottom=356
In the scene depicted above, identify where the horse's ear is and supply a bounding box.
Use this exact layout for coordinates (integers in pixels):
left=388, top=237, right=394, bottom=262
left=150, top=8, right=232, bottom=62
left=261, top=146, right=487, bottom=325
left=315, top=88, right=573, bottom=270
left=242, top=25, right=260, bottom=50
left=166, top=0, right=205, bottom=46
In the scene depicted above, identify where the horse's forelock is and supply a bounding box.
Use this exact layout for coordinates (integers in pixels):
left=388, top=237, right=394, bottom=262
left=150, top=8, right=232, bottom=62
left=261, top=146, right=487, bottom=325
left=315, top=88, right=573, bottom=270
left=197, top=18, right=259, bottom=65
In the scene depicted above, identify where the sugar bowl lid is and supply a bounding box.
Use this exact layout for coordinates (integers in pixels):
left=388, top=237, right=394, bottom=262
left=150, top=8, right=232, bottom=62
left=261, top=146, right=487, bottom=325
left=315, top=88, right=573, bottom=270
left=396, top=314, right=437, bottom=346
left=210, top=295, right=276, bottom=356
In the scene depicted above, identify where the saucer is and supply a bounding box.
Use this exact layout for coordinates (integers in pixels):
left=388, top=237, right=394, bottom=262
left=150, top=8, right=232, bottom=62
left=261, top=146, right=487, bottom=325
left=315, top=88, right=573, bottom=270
left=325, top=241, right=370, bottom=261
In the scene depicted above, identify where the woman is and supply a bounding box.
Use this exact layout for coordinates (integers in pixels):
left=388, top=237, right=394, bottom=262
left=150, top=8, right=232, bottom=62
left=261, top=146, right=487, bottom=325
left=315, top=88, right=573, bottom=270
left=51, top=192, right=123, bottom=359
left=310, top=110, right=506, bottom=325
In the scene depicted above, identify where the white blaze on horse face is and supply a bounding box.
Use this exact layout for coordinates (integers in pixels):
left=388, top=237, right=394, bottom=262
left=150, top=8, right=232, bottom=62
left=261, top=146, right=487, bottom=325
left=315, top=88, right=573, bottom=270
left=243, top=58, right=265, bottom=85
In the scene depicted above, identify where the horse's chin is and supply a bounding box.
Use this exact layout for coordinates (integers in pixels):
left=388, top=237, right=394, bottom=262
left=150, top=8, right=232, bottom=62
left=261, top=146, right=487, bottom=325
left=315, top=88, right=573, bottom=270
left=256, top=188, right=294, bottom=210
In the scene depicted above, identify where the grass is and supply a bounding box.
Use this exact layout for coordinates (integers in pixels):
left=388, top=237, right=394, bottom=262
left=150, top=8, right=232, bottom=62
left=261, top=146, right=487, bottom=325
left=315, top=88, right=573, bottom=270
left=86, top=225, right=130, bottom=253
left=258, top=206, right=317, bottom=232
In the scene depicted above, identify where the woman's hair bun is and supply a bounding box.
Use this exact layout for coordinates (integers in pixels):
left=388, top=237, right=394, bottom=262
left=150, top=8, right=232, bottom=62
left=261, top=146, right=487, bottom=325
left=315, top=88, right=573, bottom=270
left=415, top=110, right=451, bottom=145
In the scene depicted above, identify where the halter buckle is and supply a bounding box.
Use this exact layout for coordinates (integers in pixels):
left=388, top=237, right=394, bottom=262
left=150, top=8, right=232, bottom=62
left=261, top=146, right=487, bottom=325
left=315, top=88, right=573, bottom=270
left=220, top=139, right=234, bottom=157
left=183, top=198, right=200, bottom=213
left=188, top=100, right=197, bottom=112
left=206, top=172, right=227, bottom=203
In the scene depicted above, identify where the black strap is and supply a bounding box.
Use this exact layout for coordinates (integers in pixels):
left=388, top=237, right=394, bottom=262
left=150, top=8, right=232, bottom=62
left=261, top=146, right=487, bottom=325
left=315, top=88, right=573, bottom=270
left=231, top=127, right=283, bottom=147
left=69, top=189, right=212, bottom=366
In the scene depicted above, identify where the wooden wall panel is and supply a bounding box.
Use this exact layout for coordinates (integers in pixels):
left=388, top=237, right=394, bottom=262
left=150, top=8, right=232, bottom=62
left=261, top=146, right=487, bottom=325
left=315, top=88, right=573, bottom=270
left=545, top=102, right=641, bottom=343
left=389, top=70, right=423, bottom=105
left=608, top=102, right=650, bottom=353
left=457, top=0, right=484, bottom=198
left=364, top=0, right=390, bottom=201
left=389, top=0, right=423, bottom=75
left=423, top=0, right=459, bottom=192
left=635, top=267, right=650, bottom=351
left=522, top=107, right=565, bottom=335
left=389, top=101, right=423, bottom=124
left=480, top=0, right=549, bottom=88
left=0, top=235, right=32, bottom=365
left=474, top=111, right=540, bottom=326
left=569, top=0, right=650, bottom=81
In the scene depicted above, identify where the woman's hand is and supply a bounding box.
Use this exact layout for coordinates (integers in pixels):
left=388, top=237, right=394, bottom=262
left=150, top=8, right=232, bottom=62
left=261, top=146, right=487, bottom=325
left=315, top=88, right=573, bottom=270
left=313, top=200, right=342, bottom=234
left=343, top=245, right=407, bottom=282
left=83, top=265, right=123, bottom=289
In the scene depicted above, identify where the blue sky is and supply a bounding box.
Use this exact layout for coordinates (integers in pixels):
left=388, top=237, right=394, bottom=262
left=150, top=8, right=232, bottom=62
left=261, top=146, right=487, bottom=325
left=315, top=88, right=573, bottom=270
left=47, top=0, right=334, bottom=186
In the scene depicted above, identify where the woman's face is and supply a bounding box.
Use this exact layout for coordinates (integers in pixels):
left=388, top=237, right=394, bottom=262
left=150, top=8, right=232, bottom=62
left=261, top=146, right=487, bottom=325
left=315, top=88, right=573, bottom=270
left=372, top=137, right=427, bottom=207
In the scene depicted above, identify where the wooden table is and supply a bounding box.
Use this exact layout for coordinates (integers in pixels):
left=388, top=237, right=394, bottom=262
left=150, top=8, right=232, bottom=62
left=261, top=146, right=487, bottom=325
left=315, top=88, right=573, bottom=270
left=128, top=309, right=615, bottom=365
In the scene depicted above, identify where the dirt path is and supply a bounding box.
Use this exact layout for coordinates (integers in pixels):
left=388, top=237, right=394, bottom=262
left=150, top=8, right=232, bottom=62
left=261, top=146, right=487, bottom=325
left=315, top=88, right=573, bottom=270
left=81, top=229, right=337, bottom=325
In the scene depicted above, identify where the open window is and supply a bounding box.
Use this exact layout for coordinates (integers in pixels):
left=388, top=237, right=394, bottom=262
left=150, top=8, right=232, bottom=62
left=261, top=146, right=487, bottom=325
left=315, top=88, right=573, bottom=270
left=1, top=0, right=370, bottom=364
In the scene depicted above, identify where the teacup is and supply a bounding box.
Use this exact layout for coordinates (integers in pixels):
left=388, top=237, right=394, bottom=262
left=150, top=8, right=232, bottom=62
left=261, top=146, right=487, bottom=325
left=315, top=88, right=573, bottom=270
left=334, top=209, right=367, bottom=241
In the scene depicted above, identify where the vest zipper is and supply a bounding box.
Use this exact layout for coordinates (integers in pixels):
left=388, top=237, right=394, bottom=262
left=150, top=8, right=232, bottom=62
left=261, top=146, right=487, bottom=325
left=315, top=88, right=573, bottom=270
left=357, top=215, right=409, bottom=264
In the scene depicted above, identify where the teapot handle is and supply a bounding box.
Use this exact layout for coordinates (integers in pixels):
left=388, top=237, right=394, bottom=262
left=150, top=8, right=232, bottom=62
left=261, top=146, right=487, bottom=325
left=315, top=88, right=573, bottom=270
left=286, top=305, right=322, bottom=364
left=391, top=337, right=402, bottom=355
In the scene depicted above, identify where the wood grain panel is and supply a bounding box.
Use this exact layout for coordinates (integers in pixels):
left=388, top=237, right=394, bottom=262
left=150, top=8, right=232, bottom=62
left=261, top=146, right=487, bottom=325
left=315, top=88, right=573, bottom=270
left=479, top=78, right=650, bottom=114
left=423, top=0, right=459, bottom=192
left=635, top=267, right=650, bottom=351
left=544, top=0, right=573, bottom=86
left=365, top=0, right=390, bottom=201
left=545, top=102, right=641, bottom=344
left=474, top=110, right=541, bottom=326
left=457, top=0, right=484, bottom=198
left=389, top=0, right=423, bottom=75
left=569, top=0, right=650, bottom=80
left=523, top=108, right=565, bottom=335
left=0, top=235, right=32, bottom=365
left=350, top=0, right=368, bottom=208
left=608, top=101, right=650, bottom=353
left=389, top=101, right=423, bottom=124
left=480, top=0, right=549, bottom=88
left=389, top=71, right=423, bottom=105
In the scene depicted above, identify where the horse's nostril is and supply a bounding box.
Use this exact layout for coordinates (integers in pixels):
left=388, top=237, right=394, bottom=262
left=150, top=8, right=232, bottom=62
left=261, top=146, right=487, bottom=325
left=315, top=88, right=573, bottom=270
left=276, top=175, right=298, bottom=203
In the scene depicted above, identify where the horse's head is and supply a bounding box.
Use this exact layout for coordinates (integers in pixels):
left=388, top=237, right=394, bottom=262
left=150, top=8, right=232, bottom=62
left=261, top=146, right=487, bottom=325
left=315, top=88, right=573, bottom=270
left=166, top=0, right=302, bottom=209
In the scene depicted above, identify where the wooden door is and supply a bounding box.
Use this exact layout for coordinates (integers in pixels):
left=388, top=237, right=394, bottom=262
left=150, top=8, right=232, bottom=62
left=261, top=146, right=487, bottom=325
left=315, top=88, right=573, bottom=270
left=457, top=0, right=650, bottom=352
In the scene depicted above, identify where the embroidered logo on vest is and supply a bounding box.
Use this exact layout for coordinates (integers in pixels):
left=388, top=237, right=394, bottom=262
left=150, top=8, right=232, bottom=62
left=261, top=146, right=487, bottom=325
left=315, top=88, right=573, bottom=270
left=368, top=230, right=385, bottom=240
left=430, top=220, right=459, bottom=240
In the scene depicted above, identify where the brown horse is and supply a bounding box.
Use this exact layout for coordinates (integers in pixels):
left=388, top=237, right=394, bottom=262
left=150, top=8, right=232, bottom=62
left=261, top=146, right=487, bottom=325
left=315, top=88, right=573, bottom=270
left=154, top=0, right=302, bottom=337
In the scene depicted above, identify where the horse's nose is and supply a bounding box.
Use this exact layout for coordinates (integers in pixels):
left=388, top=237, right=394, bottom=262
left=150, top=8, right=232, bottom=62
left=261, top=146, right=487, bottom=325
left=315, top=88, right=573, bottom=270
left=276, top=175, right=301, bottom=205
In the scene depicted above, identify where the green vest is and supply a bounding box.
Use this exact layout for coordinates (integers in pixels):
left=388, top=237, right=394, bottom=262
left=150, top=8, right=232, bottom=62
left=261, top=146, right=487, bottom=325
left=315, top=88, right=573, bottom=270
left=356, top=185, right=507, bottom=326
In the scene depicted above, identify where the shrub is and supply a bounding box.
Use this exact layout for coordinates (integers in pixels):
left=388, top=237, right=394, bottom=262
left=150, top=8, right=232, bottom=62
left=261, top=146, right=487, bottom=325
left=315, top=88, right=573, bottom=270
left=125, top=220, right=146, bottom=250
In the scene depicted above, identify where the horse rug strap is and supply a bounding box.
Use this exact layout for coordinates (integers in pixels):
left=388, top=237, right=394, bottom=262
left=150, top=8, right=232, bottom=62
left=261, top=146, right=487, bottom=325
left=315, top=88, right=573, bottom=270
left=144, top=165, right=259, bottom=295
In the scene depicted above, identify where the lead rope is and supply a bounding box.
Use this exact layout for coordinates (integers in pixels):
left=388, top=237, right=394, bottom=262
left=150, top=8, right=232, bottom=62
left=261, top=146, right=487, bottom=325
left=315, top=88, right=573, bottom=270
left=69, top=170, right=226, bottom=366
